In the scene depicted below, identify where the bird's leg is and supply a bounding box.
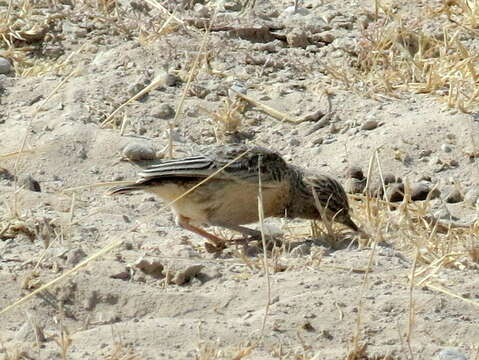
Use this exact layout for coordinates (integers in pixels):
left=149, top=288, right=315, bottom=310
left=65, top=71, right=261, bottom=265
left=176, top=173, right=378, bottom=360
left=177, top=215, right=226, bottom=249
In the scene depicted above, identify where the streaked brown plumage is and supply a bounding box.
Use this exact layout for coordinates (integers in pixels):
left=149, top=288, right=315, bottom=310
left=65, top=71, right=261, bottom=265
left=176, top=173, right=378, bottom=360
left=109, top=144, right=358, bottom=248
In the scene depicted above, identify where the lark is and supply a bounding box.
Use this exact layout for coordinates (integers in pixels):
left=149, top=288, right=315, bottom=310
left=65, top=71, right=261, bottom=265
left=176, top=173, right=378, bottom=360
left=109, top=144, right=358, bottom=249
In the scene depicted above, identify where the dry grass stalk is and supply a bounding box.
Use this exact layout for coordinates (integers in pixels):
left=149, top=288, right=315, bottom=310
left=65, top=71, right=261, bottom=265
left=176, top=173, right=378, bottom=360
left=229, top=89, right=302, bottom=123
left=0, top=239, right=123, bottom=317
left=324, top=3, right=479, bottom=111
left=257, top=156, right=271, bottom=336
left=199, top=97, right=245, bottom=136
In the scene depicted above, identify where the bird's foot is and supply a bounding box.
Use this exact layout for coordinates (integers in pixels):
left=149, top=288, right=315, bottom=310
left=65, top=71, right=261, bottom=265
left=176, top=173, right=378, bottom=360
left=204, top=241, right=227, bottom=253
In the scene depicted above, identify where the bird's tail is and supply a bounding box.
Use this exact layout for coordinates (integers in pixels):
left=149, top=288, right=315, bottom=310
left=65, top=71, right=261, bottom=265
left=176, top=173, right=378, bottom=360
left=108, top=183, right=145, bottom=195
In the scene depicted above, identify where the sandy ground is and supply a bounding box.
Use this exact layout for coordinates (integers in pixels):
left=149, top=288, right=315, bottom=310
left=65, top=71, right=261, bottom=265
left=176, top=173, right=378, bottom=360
left=0, top=0, right=478, bottom=359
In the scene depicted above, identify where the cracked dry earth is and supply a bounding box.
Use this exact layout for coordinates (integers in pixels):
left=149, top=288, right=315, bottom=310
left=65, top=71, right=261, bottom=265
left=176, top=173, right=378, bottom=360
left=0, top=0, right=478, bottom=359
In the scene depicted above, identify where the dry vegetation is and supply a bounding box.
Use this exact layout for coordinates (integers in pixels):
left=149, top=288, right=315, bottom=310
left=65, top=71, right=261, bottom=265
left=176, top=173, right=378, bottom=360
left=0, top=0, right=478, bottom=359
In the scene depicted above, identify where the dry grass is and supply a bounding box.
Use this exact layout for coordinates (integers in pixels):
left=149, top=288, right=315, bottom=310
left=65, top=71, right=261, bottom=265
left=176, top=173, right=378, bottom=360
left=325, top=1, right=479, bottom=112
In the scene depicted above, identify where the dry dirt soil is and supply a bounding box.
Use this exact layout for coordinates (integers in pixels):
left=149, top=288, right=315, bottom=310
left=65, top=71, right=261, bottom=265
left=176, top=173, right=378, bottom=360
left=0, top=0, right=478, bottom=359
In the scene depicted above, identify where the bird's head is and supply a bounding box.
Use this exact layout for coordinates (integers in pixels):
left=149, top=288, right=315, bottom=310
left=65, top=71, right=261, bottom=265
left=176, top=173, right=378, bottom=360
left=300, top=172, right=359, bottom=231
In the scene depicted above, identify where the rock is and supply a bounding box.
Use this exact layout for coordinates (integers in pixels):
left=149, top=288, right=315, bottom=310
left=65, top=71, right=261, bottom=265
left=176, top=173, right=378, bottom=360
left=151, top=103, right=175, bottom=119
left=166, top=264, right=204, bottom=285
left=361, top=120, right=378, bottom=130
left=0, top=57, right=12, bottom=74
left=0, top=168, right=14, bottom=181
left=282, top=6, right=311, bottom=16
left=345, top=177, right=366, bottom=194
left=194, top=3, right=209, bottom=17
left=419, top=149, right=432, bottom=158
left=464, top=187, right=479, bottom=206
left=289, top=138, right=300, bottom=146
left=223, top=0, right=242, bottom=11
left=135, top=257, right=164, bottom=278
left=441, top=144, right=453, bottom=153
left=444, top=188, right=463, bottom=203
left=156, top=71, right=179, bottom=87
left=286, top=28, right=309, bottom=48
left=122, top=142, right=156, bottom=161
left=435, top=348, right=467, bottom=360
left=383, top=174, right=402, bottom=185
left=410, top=182, right=440, bottom=201
left=385, top=183, right=405, bottom=202
left=346, top=166, right=364, bottom=180
left=66, top=248, right=87, bottom=266
left=19, top=175, right=41, bottom=192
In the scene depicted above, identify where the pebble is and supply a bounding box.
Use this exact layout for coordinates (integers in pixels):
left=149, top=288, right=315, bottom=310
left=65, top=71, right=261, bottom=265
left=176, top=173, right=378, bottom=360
left=66, top=248, right=87, bottom=266
left=441, top=144, right=453, bottom=153
left=156, top=71, right=178, bottom=87
left=361, top=120, right=378, bottom=131
left=122, top=142, right=156, bottom=161
left=290, top=138, right=301, bottom=147
left=166, top=264, right=204, bottom=285
left=282, top=6, right=311, bottom=16
left=383, top=174, right=402, bottom=185
left=435, top=348, right=467, bottom=360
left=0, top=57, right=12, bottom=74
left=410, top=182, right=440, bottom=201
left=346, top=166, right=364, bottom=180
left=286, top=28, right=309, bottom=48
left=345, top=178, right=366, bottom=194
left=444, top=188, right=464, bottom=203
left=19, top=175, right=41, bottom=192
left=135, top=257, right=164, bottom=278
left=151, top=103, right=175, bottom=119
left=385, top=183, right=405, bottom=202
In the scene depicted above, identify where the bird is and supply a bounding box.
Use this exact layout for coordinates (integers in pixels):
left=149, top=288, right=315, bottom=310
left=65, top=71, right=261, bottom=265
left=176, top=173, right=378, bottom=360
left=109, top=144, right=358, bottom=250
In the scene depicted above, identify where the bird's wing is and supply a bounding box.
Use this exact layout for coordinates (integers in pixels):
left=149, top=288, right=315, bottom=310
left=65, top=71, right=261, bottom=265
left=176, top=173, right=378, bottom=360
left=138, top=145, right=289, bottom=185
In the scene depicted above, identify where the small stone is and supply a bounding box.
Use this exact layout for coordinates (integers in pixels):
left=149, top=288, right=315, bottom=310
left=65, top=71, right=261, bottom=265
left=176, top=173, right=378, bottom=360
left=435, top=348, right=467, bottom=360
left=385, top=183, right=405, bottom=202
left=346, top=166, right=364, bottom=180
left=419, top=149, right=432, bottom=158
left=418, top=175, right=432, bottom=182
left=282, top=6, right=311, bottom=16
left=383, top=174, right=402, bottom=185
left=151, top=104, right=175, bottom=119
left=290, top=138, right=301, bottom=147
left=19, top=176, right=41, bottom=192
left=345, top=178, right=366, bottom=194
left=66, top=248, right=87, bottom=266
left=0, top=168, right=13, bottom=181
left=441, top=144, right=453, bottom=153
left=194, top=3, right=209, bottom=17
left=156, top=71, right=179, bottom=87
left=224, top=0, right=242, bottom=11
left=135, top=257, right=164, bottom=278
left=122, top=142, right=156, bottom=161
left=449, top=159, right=459, bottom=167
left=361, top=120, right=378, bottom=131
left=410, top=183, right=440, bottom=201
left=286, top=28, right=309, bottom=48
left=167, top=264, right=204, bottom=285
left=0, top=57, right=12, bottom=74
left=444, top=188, right=464, bottom=203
